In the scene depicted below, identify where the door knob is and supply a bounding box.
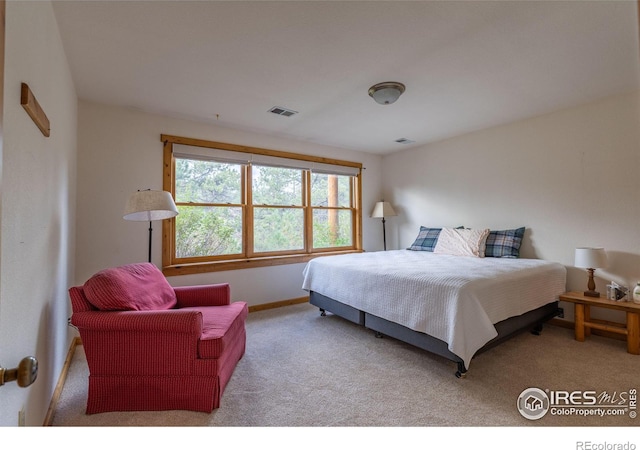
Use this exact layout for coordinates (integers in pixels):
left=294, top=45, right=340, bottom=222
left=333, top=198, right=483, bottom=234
left=0, top=356, right=38, bottom=387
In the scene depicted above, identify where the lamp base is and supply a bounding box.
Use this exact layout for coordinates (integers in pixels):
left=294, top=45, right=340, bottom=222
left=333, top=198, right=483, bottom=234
left=584, top=268, right=599, bottom=297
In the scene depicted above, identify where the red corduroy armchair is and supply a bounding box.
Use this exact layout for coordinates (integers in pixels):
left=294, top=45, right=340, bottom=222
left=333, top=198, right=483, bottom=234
left=69, top=262, right=248, bottom=414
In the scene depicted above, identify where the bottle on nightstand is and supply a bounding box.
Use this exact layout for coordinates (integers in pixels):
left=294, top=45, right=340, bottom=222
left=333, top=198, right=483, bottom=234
left=633, top=282, right=640, bottom=304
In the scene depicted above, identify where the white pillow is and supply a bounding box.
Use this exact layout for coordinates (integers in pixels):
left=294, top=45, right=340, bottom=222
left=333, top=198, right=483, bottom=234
left=433, top=227, right=490, bottom=257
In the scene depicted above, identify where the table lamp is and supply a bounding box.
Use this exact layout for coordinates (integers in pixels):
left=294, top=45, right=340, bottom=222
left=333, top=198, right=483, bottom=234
left=574, top=247, right=608, bottom=297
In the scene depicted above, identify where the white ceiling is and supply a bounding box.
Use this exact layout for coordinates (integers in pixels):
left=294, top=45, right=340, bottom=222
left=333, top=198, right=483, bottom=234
left=51, top=0, right=640, bottom=155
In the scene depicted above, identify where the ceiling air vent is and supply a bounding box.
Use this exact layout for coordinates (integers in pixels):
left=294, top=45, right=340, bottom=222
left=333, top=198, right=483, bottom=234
left=268, top=106, right=298, bottom=117
left=395, top=138, right=415, bottom=144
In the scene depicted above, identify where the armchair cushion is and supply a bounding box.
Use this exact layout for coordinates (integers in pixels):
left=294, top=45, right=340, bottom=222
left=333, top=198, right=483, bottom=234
left=182, top=302, right=248, bottom=359
left=83, top=262, right=177, bottom=311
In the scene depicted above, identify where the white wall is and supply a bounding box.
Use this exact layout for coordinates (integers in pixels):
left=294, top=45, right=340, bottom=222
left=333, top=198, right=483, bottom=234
left=75, top=101, right=383, bottom=305
left=0, top=1, right=77, bottom=426
left=383, top=91, right=640, bottom=322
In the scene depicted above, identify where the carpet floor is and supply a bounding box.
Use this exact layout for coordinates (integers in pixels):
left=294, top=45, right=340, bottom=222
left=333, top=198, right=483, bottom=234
left=50, top=302, right=639, bottom=440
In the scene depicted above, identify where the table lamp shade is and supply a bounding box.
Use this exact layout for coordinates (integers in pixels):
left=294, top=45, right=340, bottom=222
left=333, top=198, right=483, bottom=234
left=123, top=190, right=178, bottom=222
left=574, top=247, right=608, bottom=269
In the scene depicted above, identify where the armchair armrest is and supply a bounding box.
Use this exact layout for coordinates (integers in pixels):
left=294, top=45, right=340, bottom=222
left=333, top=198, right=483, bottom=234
left=174, top=283, right=231, bottom=308
left=71, top=309, right=203, bottom=335
left=72, top=309, right=205, bottom=377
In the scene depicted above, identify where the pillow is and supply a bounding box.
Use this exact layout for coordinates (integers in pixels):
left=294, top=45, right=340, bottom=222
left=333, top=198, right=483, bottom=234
left=83, top=262, right=177, bottom=311
left=484, top=227, right=525, bottom=258
left=407, top=226, right=442, bottom=251
left=407, top=226, right=465, bottom=252
left=433, top=227, right=490, bottom=257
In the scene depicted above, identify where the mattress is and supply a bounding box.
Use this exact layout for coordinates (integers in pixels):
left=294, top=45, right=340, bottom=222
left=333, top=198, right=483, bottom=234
left=302, top=250, right=567, bottom=368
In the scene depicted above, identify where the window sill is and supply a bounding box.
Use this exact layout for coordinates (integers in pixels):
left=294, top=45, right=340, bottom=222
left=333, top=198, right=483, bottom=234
left=162, top=250, right=363, bottom=277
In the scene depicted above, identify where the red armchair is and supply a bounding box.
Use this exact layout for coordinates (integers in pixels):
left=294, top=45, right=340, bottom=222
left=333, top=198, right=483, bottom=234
left=69, top=263, right=248, bottom=414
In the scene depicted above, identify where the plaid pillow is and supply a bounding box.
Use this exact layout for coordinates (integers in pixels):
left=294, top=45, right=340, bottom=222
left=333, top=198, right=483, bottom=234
left=407, top=226, right=442, bottom=251
left=484, top=227, right=525, bottom=258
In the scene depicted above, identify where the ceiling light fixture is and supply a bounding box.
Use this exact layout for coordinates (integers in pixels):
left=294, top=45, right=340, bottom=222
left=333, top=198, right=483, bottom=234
left=368, top=82, right=406, bottom=105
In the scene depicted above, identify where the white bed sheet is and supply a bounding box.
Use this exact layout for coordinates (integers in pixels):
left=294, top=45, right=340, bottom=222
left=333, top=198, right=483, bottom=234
left=302, top=250, right=567, bottom=368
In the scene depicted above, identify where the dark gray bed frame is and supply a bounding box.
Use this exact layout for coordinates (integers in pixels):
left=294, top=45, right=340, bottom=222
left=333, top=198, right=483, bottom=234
left=309, top=290, right=561, bottom=377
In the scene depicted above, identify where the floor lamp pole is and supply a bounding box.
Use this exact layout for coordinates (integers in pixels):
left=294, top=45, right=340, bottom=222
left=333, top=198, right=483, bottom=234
left=147, top=221, right=153, bottom=263
left=382, top=217, right=387, bottom=251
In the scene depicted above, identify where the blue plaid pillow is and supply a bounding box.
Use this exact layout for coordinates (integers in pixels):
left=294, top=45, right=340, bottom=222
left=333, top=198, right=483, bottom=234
left=484, top=227, right=525, bottom=258
left=407, top=226, right=442, bottom=251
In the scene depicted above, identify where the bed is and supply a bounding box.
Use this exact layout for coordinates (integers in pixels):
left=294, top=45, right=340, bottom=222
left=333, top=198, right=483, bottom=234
left=301, top=249, right=567, bottom=377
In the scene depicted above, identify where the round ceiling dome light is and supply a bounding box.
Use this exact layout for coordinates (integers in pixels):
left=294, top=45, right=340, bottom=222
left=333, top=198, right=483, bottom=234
left=368, top=82, right=406, bottom=105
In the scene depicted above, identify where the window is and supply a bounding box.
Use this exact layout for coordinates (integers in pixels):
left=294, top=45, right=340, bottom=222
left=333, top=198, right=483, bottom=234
left=162, top=135, right=362, bottom=275
left=174, top=158, right=243, bottom=259
left=251, top=165, right=305, bottom=253
left=310, top=172, right=354, bottom=249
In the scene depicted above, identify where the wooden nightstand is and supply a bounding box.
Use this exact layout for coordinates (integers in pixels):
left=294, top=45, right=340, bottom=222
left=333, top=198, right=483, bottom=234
left=559, top=291, right=640, bottom=355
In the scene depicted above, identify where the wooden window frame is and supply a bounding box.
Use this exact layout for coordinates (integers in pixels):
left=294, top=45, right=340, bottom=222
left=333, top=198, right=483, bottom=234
left=161, top=134, right=363, bottom=276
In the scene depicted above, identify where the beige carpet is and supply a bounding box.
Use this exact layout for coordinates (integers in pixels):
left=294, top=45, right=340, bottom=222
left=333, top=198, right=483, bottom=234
left=50, top=302, right=639, bottom=435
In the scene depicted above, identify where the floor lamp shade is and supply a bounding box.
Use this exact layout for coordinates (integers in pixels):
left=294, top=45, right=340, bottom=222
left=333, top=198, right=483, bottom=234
left=123, top=190, right=178, bottom=262
left=123, top=190, right=178, bottom=221
left=371, top=201, right=397, bottom=219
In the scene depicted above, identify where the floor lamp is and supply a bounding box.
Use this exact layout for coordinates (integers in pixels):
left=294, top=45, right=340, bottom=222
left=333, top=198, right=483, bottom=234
left=371, top=201, right=397, bottom=251
left=123, top=189, right=178, bottom=263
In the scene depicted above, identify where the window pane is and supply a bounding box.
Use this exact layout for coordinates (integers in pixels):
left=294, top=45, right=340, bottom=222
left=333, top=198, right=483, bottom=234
left=311, top=173, right=351, bottom=207
left=176, top=158, right=241, bottom=204
left=175, top=205, right=242, bottom=257
left=252, top=165, right=303, bottom=206
left=253, top=207, right=304, bottom=252
left=313, top=209, right=353, bottom=248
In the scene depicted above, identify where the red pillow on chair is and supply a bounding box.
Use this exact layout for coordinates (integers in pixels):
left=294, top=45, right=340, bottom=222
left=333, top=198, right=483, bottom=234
left=83, top=263, right=177, bottom=311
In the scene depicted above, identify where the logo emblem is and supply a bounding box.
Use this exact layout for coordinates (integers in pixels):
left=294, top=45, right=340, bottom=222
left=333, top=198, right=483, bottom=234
left=517, top=387, right=549, bottom=420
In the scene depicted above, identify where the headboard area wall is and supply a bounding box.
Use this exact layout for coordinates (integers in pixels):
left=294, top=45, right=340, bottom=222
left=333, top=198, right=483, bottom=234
left=382, top=91, right=640, bottom=303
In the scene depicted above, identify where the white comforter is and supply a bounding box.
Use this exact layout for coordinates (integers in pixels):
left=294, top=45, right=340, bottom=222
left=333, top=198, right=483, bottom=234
left=302, top=250, right=567, bottom=368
